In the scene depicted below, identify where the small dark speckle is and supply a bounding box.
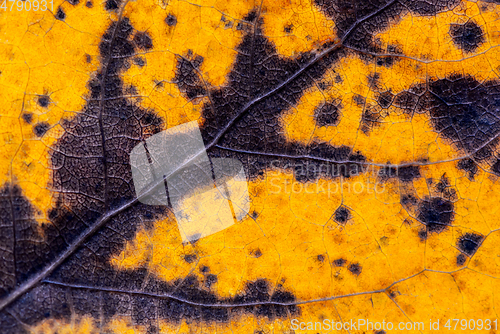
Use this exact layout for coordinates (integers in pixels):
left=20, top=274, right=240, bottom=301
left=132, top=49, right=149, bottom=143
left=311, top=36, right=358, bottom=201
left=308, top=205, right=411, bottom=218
left=85, top=0, right=92, bottom=7
left=200, top=265, right=210, bottom=273
left=133, top=32, right=153, bottom=50
left=456, top=253, right=467, bottom=266
left=450, top=20, right=485, bottom=53
left=67, top=0, right=79, bottom=5
left=165, top=14, right=177, bottom=27
left=133, top=57, right=145, bottom=67
left=33, top=122, right=50, bottom=137
left=183, top=254, right=197, bottom=263
left=252, top=249, right=262, bottom=258
left=418, top=229, right=427, bottom=241
left=105, top=0, right=118, bottom=10
left=317, top=254, right=325, bottom=262
left=22, top=113, right=33, bottom=124
left=55, top=7, right=66, bottom=20
left=153, top=80, right=164, bottom=89
left=334, top=205, right=351, bottom=224
left=85, top=54, right=92, bottom=63
left=38, top=95, right=50, bottom=108
left=353, top=94, right=365, bottom=106
left=457, top=233, right=483, bottom=256
left=333, top=258, right=346, bottom=267
left=284, top=24, right=293, bottom=33
left=348, top=262, right=362, bottom=276
left=205, top=274, right=217, bottom=288
left=375, top=331, right=387, bottom=334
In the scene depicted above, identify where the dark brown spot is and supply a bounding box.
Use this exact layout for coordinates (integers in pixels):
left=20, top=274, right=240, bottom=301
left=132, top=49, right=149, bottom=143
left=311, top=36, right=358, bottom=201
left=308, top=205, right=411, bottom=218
left=133, top=32, right=153, bottom=50
left=38, top=95, right=50, bottom=108
left=252, top=249, right=262, bottom=258
left=450, top=20, right=484, bottom=53
left=334, top=205, right=351, bottom=224
left=205, top=274, right=217, bottom=288
left=133, top=57, right=146, bottom=67
left=360, top=108, right=381, bottom=134
left=314, top=101, right=341, bottom=127
left=377, top=91, right=394, bottom=108
left=417, top=197, right=454, bottom=234
left=457, top=158, right=478, bottom=180
left=105, top=0, right=119, bottom=10
left=174, top=54, right=206, bottom=100
left=379, top=165, right=421, bottom=183
left=457, top=233, right=483, bottom=256
left=353, top=94, right=365, bottom=106
left=22, top=113, right=33, bottom=124
left=55, top=7, right=65, bottom=20
left=317, top=81, right=330, bottom=90
left=401, top=194, right=418, bottom=207
left=244, top=10, right=257, bottom=22
left=491, top=159, right=500, bottom=176
left=418, top=229, right=427, bottom=241
left=348, top=262, right=362, bottom=275
left=165, top=14, right=177, bottom=26
left=456, top=253, right=467, bottom=266
left=333, top=258, right=346, bottom=267
left=394, top=75, right=500, bottom=158
left=33, top=122, right=50, bottom=137
left=183, top=254, right=197, bottom=263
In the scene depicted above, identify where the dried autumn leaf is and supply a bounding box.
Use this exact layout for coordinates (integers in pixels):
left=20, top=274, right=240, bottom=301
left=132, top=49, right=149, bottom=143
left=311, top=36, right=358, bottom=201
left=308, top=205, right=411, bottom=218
left=1, top=0, right=500, bottom=333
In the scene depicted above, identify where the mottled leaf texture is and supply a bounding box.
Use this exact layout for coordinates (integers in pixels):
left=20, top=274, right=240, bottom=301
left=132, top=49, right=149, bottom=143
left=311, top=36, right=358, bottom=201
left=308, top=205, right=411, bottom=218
left=1, top=0, right=500, bottom=333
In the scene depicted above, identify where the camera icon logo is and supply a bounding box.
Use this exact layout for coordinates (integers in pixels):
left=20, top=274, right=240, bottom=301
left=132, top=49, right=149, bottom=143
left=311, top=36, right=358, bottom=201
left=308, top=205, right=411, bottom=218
left=130, top=121, right=250, bottom=243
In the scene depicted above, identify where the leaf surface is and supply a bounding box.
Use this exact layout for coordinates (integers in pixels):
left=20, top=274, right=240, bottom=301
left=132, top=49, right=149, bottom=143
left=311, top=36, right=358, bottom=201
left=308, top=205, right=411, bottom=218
left=1, top=0, right=500, bottom=333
